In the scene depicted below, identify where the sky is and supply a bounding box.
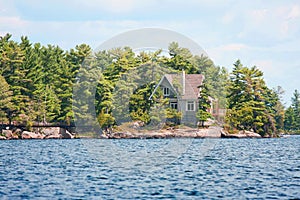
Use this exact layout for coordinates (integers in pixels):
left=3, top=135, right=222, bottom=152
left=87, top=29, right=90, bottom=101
left=1, top=0, right=300, bottom=105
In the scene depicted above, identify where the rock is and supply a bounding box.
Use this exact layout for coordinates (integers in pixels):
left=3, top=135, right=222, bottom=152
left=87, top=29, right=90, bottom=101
left=21, top=131, right=44, bottom=139
left=41, top=127, right=61, bottom=139
left=13, top=128, right=23, bottom=137
left=109, top=132, right=132, bottom=139
left=240, top=130, right=261, bottom=138
left=132, top=121, right=145, bottom=129
left=3, top=129, right=18, bottom=139
left=41, top=127, right=60, bottom=136
left=0, top=135, right=6, bottom=140
left=44, top=134, right=61, bottom=139
left=3, top=129, right=12, bottom=137
left=221, top=130, right=261, bottom=138
left=61, top=130, right=74, bottom=139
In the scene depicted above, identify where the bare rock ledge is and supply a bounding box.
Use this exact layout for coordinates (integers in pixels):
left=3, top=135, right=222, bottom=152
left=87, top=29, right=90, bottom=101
left=221, top=130, right=261, bottom=138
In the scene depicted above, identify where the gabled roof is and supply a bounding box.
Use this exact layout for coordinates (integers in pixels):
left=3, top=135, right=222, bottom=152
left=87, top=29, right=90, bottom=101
left=183, top=74, right=204, bottom=99
left=149, top=71, right=204, bottom=100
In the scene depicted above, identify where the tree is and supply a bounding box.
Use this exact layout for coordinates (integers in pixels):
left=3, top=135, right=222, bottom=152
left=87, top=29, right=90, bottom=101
left=284, top=89, right=300, bottom=133
left=0, top=75, right=13, bottom=124
left=226, top=60, right=278, bottom=136
left=284, top=106, right=295, bottom=132
left=197, top=83, right=212, bottom=127
left=291, top=89, right=300, bottom=128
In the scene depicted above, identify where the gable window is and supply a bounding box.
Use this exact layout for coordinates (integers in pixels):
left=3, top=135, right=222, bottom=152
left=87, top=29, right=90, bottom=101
left=163, top=87, right=170, bottom=96
left=187, top=101, right=195, bottom=111
left=170, top=102, right=178, bottom=110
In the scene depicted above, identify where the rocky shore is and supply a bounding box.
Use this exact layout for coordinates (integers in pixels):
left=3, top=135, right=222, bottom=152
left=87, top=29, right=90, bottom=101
left=98, top=127, right=261, bottom=139
left=0, top=126, right=263, bottom=140
left=99, top=127, right=221, bottom=139
left=221, top=130, right=262, bottom=138
left=0, top=127, right=75, bottom=140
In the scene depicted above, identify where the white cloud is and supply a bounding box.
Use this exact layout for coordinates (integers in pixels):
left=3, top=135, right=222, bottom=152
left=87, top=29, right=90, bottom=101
left=221, top=12, right=235, bottom=24
left=72, top=0, right=138, bottom=13
left=287, top=4, right=300, bottom=19
left=215, top=43, right=248, bottom=51
left=252, top=60, right=273, bottom=73
left=0, top=0, right=18, bottom=16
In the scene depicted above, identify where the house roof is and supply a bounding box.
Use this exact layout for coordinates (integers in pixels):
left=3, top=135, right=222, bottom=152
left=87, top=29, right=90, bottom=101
left=149, top=71, right=204, bottom=100
left=184, top=74, right=204, bottom=99
left=165, top=73, right=204, bottom=99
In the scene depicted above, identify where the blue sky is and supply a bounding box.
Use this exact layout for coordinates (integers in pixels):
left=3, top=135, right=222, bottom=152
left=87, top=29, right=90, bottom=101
left=1, top=0, right=300, bottom=105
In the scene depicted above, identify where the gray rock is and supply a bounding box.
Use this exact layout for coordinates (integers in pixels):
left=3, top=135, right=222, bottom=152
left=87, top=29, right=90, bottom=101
left=41, top=127, right=60, bottom=136
left=239, top=130, right=261, bottom=138
left=44, top=134, right=61, bottom=139
left=0, top=135, right=6, bottom=140
left=221, top=130, right=261, bottom=138
left=21, top=131, right=44, bottom=139
left=3, top=129, right=18, bottom=139
left=61, top=130, right=74, bottom=139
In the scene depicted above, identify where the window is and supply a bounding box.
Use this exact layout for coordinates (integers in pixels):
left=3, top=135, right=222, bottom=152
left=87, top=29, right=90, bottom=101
left=187, top=101, right=195, bottom=111
left=170, top=102, right=178, bottom=110
left=163, top=87, right=170, bottom=96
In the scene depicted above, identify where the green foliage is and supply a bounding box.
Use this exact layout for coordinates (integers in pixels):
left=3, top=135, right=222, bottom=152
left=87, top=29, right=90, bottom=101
left=197, top=82, right=212, bottom=127
left=165, top=108, right=182, bottom=125
left=284, top=89, right=300, bottom=133
left=0, top=75, right=13, bottom=122
left=129, top=83, right=155, bottom=124
left=226, top=60, right=281, bottom=137
left=1, top=33, right=288, bottom=137
left=0, top=34, right=92, bottom=127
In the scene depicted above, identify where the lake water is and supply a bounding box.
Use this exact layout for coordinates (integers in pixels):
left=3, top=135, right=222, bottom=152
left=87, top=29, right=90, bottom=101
left=0, top=136, right=299, bottom=199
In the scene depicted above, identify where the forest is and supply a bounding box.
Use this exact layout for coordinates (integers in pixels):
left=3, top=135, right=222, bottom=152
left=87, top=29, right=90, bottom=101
left=0, top=33, right=300, bottom=136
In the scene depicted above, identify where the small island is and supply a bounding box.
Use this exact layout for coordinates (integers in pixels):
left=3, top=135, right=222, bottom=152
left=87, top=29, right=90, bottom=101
left=1, top=34, right=300, bottom=139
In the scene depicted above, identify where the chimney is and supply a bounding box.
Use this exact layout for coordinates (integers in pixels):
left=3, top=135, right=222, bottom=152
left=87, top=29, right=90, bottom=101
left=182, top=69, right=185, bottom=95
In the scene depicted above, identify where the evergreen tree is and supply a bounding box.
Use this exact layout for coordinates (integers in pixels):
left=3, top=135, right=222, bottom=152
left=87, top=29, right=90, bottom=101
left=226, top=60, right=278, bottom=136
left=283, top=90, right=300, bottom=133
left=291, top=89, right=300, bottom=129
left=284, top=106, right=295, bottom=132
left=0, top=75, right=13, bottom=124
left=197, top=82, right=212, bottom=127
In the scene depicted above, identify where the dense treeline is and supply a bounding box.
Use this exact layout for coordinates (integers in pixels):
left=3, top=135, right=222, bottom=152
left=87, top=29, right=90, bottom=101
left=284, top=90, right=300, bottom=133
left=1, top=34, right=299, bottom=136
left=0, top=34, right=91, bottom=127
left=225, top=60, right=300, bottom=136
left=0, top=34, right=226, bottom=130
left=225, top=60, right=285, bottom=137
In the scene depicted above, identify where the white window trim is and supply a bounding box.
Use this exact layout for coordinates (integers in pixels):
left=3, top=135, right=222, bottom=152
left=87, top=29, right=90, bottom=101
left=163, top=87, right=170, bottom=96
left=187, top=101, right=195, bottom=111
left=170, top=102, right=178, bottom=110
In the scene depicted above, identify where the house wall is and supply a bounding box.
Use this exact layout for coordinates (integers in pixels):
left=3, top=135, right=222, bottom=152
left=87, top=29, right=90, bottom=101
left=179, top=99, right=199, bottom=125
left=160, top=78, right=177, bottom=98
left=159, top=78, right=200, bottom=125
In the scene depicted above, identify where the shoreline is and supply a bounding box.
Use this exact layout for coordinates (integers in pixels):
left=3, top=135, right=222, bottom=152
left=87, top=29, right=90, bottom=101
left=0, top=126, right=284, bottom=140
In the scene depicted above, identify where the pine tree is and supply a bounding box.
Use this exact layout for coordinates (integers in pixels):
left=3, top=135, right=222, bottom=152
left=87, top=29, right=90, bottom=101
left=0, top=75, right=13, bottom=124
left=197, top=83, right=212, bottom=127
left=284, top=106, right=295, bottom=132
left=226, top=60, right=277, bottom=136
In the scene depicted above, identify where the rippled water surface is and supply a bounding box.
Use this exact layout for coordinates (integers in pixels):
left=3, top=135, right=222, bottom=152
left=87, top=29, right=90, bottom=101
left=0, top=136, right=299, bottom=199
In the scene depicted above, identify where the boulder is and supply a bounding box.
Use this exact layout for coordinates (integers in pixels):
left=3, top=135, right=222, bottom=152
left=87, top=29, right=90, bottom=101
left=3, top=129, right=19, bottom=139
left=108, top=132, right=133, bottom=139
left=221, top=130, right=261, bottom=138
left=41, top=127, right=60, bottom=136
left=0, top=135, right=6, bottom=140
left=61, top=130, right=74, bottom=139
left=41, top=127, right=61, bottom=139
left=13, top=128, right=23, bottom=138
left=44, top=134, right=61, bottom=139
left=21, top=131, right=44, bottom=139
left=240, top=130, right=261, bottom=138
left=3, top=129, right=12, bottom=138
